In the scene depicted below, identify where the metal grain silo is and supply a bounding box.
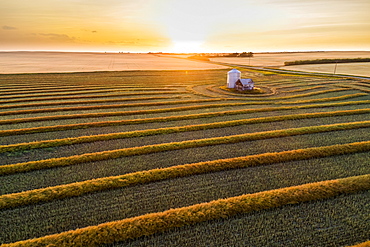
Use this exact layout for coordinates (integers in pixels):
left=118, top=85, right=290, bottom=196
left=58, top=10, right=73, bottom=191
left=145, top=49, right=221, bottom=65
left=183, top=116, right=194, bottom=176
left=227, top=69, right=241, bottom=88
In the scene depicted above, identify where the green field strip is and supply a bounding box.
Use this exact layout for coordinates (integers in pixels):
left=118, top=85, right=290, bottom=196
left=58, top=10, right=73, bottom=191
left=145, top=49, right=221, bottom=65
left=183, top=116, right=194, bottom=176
left=0, top=96, right=187, bottom=110
left=263, top=79, right=331, bottom=87
left=0, top=91, right=189, bottom=105
left=1, top=174, right=369, bottom=247
left=0, top=86, right=108, bottom=95
left=0, top=85, right=163, bottom=92
left=279, top=85, right=326, bottom=93
left=2, top=151, right=368, bottom=230
left=353, top=82, right=370, bottom=88
left=1, top=109, right=370, bottom=153
left=118, top=190, right=369, bottom=247
left=346, top=85, right=370, bottom=93
left=260, top=88, right=349, bottom=100
left=186, top=84, right=222, bottom=98
left=1, top=121, right=370, bottom=176
left=196, top=86, right=361, bottom=101
left=0, top=99, right=224, bottom=116
left=0, top=87, right=353, bottom=110
left=0, top=86, right=155, bottom=96
left=208, top=85, right=277, bottom=97
left=280, top=93, right=368, bottom=104
left=274, top=82, right=329, bottom=90
left=1, top=102, right=369, bottom=137
left=0, top=88, right=177, bottom=99
left=0, top=103, right=255, bottom=125
left=0, top=137, right=369, bottom=209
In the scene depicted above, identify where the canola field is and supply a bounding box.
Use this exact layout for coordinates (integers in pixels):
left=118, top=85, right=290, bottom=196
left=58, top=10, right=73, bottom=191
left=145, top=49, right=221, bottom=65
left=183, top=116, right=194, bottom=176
left=0, top=69, right=369, bottom=247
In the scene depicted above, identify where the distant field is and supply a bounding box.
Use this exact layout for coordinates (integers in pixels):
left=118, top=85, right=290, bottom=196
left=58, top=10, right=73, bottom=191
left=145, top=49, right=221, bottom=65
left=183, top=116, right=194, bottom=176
left=210, top=51, right=370, bottom=67
left=280, top=62, right=370, bottom=77
left=0, top=52, right=227, bottom=74
left=210, top=51, right=370, bottom=77
left=0, top=69, right=369, bottom=247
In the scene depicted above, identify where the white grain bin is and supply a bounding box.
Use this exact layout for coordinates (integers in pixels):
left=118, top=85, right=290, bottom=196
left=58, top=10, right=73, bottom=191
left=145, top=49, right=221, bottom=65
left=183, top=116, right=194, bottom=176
left=227, top=69, right=241, bottom=88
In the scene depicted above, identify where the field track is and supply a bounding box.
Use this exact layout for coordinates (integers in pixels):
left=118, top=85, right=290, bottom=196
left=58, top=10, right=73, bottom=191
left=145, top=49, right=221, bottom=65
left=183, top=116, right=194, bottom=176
left=0, top=69, right=369, bottom=247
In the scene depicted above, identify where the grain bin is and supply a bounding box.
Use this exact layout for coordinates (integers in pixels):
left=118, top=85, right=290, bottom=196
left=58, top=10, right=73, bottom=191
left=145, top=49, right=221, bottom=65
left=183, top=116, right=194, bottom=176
left=227, top=69, right=241, bottom=88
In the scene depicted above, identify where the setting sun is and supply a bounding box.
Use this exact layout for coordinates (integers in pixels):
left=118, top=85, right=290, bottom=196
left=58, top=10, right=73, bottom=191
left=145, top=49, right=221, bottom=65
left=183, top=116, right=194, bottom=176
left=0, top=0, right=369, bottom=52
left=169, top=41, right=205, bottom=53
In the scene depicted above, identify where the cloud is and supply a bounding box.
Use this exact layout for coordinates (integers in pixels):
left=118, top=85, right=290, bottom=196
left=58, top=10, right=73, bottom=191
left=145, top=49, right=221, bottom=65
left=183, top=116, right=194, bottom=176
left=2, top=25, right=17, bottom=30
left=31, top=33, right=76, bottom=42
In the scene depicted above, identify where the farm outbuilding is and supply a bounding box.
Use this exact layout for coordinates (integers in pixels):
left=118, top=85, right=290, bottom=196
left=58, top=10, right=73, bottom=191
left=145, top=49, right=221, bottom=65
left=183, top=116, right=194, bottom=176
left=235, top=79, right=254, bottom=91
left=227, top=68, right=254, bottom=90
left=227, top=69, right=241, bottom=88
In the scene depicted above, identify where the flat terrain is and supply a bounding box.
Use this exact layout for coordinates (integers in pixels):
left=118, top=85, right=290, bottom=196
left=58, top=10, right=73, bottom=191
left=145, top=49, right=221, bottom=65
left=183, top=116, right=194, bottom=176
left=0, top=69, right=369, bottom=246
left=210, top=51, right=370, bottom=77
left=0, top=52, right=227, bottom=74
left=210, top=51, right=370, bottom=67
left=280, top=62, right=370, bottom=77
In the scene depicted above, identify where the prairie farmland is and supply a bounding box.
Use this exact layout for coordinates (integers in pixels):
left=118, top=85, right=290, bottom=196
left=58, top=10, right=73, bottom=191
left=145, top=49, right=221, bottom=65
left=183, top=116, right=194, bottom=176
left=0, top=68, right=369, bottom=247
left=209, top=51, right=370, bottom=77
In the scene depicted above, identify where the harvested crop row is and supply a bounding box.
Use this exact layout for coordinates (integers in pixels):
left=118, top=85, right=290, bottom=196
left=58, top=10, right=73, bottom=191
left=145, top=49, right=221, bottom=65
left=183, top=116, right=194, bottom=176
left=1, top=103, right=369, bottom=137
left=0, top=86, right=177, bottom=96
left=0, top=96, right=185, bottom=110
left=279, top=85, right=326, bottom=93
left=186, top=85, right=222, bottom=98
left=193, top=84, right=364, bottom=102
left=0, top=86, right=110, bottom=95
left=353, top=82, right=370, bottom=88
left=1, top=109, right=370, bottom=153
left=2, top=174, right=369, bottom=247
left=274, top=82, right=332, bottom=90
left=206, top=85, right=276, bottom=97
left=0, top=85, right=161, bottom=93
left=262, top=88, right=349, bottom=100
left=347, top=85, right=370, bottom=93
left=0, top=88, right=176, bottom=99
left=263, top=79, right=331, bottom=87
left=349, top=240, right=370, bottom=247
left=0, top=102, right=253, bottom=125
left=281, top=93, right=368, bottom=104
left=0, top=99, right=223, bottom=116
left=1, top=122, right=370, bottom=175
left=0, top=91, right=188, bottom=104
left=1, top=139, right=370, bottom=209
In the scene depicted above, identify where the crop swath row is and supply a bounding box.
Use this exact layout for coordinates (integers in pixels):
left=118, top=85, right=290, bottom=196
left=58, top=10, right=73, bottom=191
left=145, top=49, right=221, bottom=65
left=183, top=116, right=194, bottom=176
left=0, top=69, right=369, bottom=247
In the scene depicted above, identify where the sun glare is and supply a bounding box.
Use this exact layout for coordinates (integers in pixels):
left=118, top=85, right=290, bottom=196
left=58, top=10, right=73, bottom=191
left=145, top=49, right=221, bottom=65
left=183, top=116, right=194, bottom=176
left=169, top=40, right=205, bottom=53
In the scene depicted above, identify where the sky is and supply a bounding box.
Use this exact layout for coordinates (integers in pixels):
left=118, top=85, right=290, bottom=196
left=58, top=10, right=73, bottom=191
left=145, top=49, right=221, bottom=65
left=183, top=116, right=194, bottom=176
left=1, top=0, right=370, bottom=53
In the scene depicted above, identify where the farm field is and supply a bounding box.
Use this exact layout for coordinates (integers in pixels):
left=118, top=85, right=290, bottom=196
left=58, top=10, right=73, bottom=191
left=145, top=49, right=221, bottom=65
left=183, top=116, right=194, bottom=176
left=0, top=52, right=227, bottom=74
left=0, top=69, right=370, bottom=247
left=209, top=51, right=370, bottom=67
left=279, top=62, right=370, bottom=77
left=209, top=51, right=370, bottom=77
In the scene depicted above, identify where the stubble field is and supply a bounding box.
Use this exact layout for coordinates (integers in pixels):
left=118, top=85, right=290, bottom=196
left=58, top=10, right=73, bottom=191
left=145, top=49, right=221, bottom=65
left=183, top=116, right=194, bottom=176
left=209, top=51, right=370, bottom=77
left=0, top=68, right=369, bottom=247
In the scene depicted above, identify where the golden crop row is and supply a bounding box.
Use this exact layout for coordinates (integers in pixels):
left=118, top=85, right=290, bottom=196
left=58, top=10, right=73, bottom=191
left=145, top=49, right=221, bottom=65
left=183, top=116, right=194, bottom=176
left=279, top=85, right=325, bottom=93
left=0, top=91, right=188, bottom=104
left=0, top=102, right=252, bottom=125
left=1, top=138, right=369, bottom=210
left=1, top=108, right=370, bottom=153
left=0, top=88, right=176, bottom=100
left=0, top=99, right=222, bottom=116
left=1, top=102, right=369, bottom=137
left=0, top=96, right=184, bottom=110
left=2, top=174, right=369, bottom=247
left=1, top=121, right=370, bottom=176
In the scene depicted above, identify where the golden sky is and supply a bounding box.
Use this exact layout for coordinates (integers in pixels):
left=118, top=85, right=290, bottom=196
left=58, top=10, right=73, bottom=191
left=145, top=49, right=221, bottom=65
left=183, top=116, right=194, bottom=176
left=1, top=0, right=370, bottom=52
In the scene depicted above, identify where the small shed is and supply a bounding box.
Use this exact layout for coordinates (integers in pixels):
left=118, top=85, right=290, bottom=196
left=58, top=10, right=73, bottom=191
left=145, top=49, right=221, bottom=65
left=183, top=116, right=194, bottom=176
left=235, top=79, right=254, bottom=91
